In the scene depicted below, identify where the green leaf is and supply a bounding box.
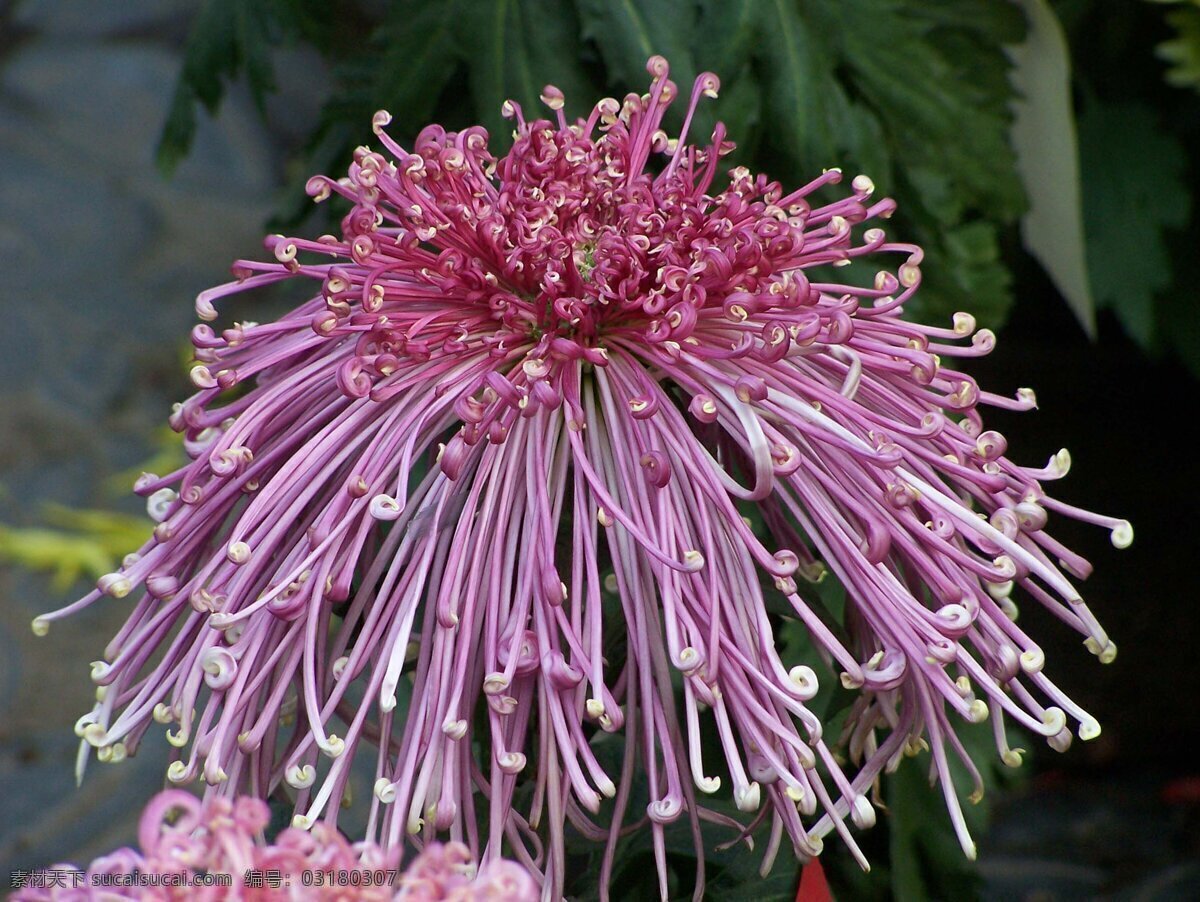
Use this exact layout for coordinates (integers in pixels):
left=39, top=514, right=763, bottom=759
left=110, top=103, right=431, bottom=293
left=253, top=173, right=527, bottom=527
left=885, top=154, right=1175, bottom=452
left=1150, top=1, right=1200, bottom=91
left=908, top=0, right=1027, bottom=38
left=0, top=507, right=151, bottom=591
left=756, top=0, right=843, bottom=170
left=1078, top=99, right=1190, bottom=348
left=578, top=0, right=698, bottom=98
left=320, top=1, right=459, bottom=134
left=884, top=720, right=1019, bottom=901
left=156, top=0, right=283, bottom=173
left=1008, top=0, right=1096, bottom=336
left=695, top=0, right=760, bottom=74
left=157, top=80, right=202, bottom=177
left=276, top=1, right=463, bottom=226
left=914, top=217, right=1013, bottom=327
left=457, top=0, right=598, bottom=136
left=742, top=0, right=1026, bottom=325
left=809, top=0, right=1025, bottom=217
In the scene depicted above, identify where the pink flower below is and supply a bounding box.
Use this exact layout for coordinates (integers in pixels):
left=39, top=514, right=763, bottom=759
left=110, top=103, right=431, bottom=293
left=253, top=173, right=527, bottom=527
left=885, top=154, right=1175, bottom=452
left=11, top=790, right=536, bottom=900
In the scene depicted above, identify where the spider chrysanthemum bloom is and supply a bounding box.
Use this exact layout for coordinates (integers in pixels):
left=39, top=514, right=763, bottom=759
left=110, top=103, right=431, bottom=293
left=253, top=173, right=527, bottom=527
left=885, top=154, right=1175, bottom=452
left=39, top=57, right=1129, bottom=897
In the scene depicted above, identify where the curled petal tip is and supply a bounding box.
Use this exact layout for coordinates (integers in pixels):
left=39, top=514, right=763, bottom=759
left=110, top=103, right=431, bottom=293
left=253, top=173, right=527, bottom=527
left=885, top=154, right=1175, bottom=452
left=851, top=796, right=876, bottom=829
left=1099, top=641, right=1118, bottom=664
left=1110, top=520, right=1133, bottom=549
left=772, top=548, right=799, bottom=575
left=1002, top=748, right=1025, bottom=768
left=285, top=764, right=316, bottom=789
left=788, top=665, right=819, bottom=699
left=648, top=798, right=683, bottom=823
left=953, top=311, right=976, bottom=334
left=374, top=778, right=397, bottom=803
left=226, top=541, right=251, bottom=564
left=1042, top=706, right=1067, bottom=735
left=82, top=722, right=108, bottom=748
left=967, top=699, right=990, bottom=723
left=539, top=85, right=565, bottom=111
left=97, top=573, right=131, bottom=599
left=1020, top=647, right=1045, bottom=674
left=331, top=655, right=350, bottom=680
left=498, top=752, right=527, bottom=774
left=321, top=735, right=345, bottom=758
left=734, top=783, right=761, bottom=812
left=1084, top=636, right=1118, bottom=664
left=852, top=174, right=875, bottom=195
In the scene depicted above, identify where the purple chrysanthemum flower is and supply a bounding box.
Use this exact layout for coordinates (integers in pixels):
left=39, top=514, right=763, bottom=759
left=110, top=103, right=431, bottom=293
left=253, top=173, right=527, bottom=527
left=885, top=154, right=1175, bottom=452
left=38, top=57, right=1130, bottom=897
left=12, top=789, right=535, bottom=900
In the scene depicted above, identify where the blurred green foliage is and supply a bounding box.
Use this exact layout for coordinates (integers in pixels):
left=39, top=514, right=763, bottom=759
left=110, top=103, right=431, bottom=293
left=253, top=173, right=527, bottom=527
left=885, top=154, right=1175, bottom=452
left=1149, top=0, right=1200, bottom=90
left=0, top=427, right=186, bottom=588
left=0, top=505, right=151, bottom=591
left=1060, top=0, right=1200, bottom=376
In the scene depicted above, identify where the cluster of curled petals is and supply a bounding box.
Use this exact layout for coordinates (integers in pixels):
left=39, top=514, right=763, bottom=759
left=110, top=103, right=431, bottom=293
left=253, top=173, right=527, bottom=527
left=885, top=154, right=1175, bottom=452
left=39, top=56, right=1130, bottom=897
left=11, top=790, right=534, bottom=901
left=393, top=843, right=534, bottom=901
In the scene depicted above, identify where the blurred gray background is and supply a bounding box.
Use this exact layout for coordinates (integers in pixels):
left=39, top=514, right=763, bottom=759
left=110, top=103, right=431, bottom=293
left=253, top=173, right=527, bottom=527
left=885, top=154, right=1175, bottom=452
left=0, top=0, right=322, bottom=873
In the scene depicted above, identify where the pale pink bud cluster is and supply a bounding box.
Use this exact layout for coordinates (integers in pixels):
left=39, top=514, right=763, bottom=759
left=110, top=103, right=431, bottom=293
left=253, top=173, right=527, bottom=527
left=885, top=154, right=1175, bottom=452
left=11, top=790, right=534, bottom=900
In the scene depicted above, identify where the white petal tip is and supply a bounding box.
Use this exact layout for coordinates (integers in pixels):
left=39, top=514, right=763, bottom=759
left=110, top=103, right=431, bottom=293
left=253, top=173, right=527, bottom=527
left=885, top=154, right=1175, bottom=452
left=1110, top=520, right=1133, bottom=549
left=734, top=783, right=761, bottom=812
